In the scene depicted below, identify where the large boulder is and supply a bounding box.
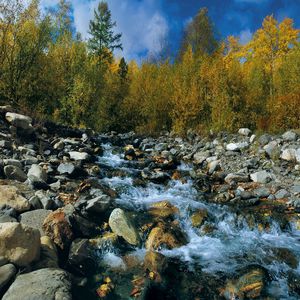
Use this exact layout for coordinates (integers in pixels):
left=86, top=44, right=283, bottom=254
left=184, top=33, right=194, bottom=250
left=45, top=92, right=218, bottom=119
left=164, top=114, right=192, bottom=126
left=4, top=166, right=27, bottom=182
left=20, top=209, right=51, bottom=236
left=5, top=112, right=32, bottom=130
left=0, top=185, right=30, bottom=213
left=109, top=208, right=140, bottom=246
left=2, top=268, right=71, bottom=300
left=0, top=223, right=40, bottom=266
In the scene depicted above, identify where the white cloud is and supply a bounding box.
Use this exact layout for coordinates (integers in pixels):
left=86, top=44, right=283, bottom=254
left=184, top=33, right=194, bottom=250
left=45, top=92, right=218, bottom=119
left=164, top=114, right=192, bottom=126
left=239, top=29, right=252, bottom=44
left=41, top=0, right=169, bottom=61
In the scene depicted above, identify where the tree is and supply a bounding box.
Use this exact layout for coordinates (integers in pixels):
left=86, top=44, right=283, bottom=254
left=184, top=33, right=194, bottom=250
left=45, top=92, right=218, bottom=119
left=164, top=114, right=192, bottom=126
left=88, top=1, right=122, bottom=61
left=178, top=8, right=218, bottom=59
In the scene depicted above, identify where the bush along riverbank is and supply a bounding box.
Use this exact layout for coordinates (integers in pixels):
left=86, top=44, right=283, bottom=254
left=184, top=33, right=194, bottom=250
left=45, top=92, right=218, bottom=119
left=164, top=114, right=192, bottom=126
left=0, top=106, right=299, bottom=299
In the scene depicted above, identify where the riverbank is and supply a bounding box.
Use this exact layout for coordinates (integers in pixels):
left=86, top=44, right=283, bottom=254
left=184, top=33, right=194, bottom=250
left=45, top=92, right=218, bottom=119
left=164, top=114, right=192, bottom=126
left=0, top=107, right=299, bottom=299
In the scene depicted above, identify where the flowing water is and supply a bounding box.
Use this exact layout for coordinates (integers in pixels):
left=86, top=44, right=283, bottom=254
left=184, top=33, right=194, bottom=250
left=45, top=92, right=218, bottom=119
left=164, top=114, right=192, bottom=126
left=94, top=143, right=300, bottom=299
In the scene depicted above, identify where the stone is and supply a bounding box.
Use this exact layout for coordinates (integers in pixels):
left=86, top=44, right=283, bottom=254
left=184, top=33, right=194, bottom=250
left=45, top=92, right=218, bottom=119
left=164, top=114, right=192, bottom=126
left=0, top=185, right=30, bottom=213
left=274, top=189, right=290, bottom=199
left=238, top=128, right=251, bottom=136
left=259, top=134, right=272, bottom=146
left=249, top=134, right=256, bottom=143
left=53, top=140, right=65, bottom=150
left=0, top=264, right=16, bottom=293
left=145, top=223, right=187, bottom=250
left=250, top=170, right=275, bottom=184
left=27, top=164, right=47, bottom=182
left=148, top=201, right=179, bottom=219
left=67, top=239, right=97, bottom=276
left=141, top=170, right=170, bottom=184
left=33, top=236, right=58, bottom=269
left=2, top=268, right=72, bottom=300
left=224, top=173, right=249, bottom=184
left=190, top=209, right=208, bottom=227
left=42, top=208, right=74, bottom=250
left=223, top=268, right=266, bottom=299
left=3, top=159, right=22, bottom=169
left=144, top=251, right=167, bottom=275
left=85, top=195, right=112, bottom=214
left=4, top=165, right=27, bottom=182
left=69, top=151, right=90, bottom=161
left=57, top=163, right=87, bottom=178
left=264, top=141, right=280, bottom=160
left=35, top=190, right=56, bottom=210
left=281, top=149, right=296, bottom=162
left=208, top=160, right=220, bottom=174
left=0, top=222, right=40, bottom=266
left=282, top=131, right=297, bottom=141
left=5, top=112, right=32, bottom=130
left=296, top=149, right=300, bottom=163
left=108, top=208, right=140, bottom=246
left=226, top=142, right=249, bottom=152
left=193, top=151, right=210, bottom=164
left=20, top=209, right=51, bottom=236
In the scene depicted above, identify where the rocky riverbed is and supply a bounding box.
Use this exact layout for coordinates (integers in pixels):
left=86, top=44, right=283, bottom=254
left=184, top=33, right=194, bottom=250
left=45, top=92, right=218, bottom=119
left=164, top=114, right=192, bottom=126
left=0, top=106, right=299, bottom=299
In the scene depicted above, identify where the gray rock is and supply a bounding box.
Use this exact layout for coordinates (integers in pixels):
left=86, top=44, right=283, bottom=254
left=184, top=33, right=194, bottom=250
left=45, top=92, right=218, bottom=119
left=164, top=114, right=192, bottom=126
left=253, top=187, right=271, bottom=198
left=250, top=170, right=275, bottom=184
left=85, top=195, right=112, bottom=214
left=27, top=164, right=47, bottom=183
left=20, top=209, right=51, bottom=236
left=2, top=268, right=71, bottom=300
left=226, top=142, right=249, bottom=151
left=224, top=173, right=249, bottom=184
left=53, top=141, right=65, bottom=150
left=281, top=149, right=296, bottom=161
left=296, top=149, right=300, bottom=163
left=282, top=131, right=297, bottom=141
left=264, top=141, right=280, bottom=160
left=4, top=165, right=27, bottom=182
left=193, top=151, right=210, bottom=164
left=0, top=223, right=40, bottom=266
left=109, top=208, right=140, bottom=246
left=5, top=112, right=32, bottom=130
left=3, top=159, right=22, bottom=169
left=35, top=190, right=56, bottom=210
left=259, top=134, right=272, bottom=146
left=57, top=163, right=75, bottom=175
left=0, top=264, right=16, bottom=293
left=69, top=151, right=90, bottom=161
left=249, top=134, right=256, bottom=143
left=238, top=128, right=251, bottom=136
left=275, top=189, right=290, bottom=199
left=291, top=185, right=300, bottom=195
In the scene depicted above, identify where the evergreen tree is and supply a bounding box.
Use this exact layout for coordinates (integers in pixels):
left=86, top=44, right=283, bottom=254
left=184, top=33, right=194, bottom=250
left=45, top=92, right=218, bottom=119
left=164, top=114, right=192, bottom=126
left=88, top=1, right=122, bottom=61
left=179, top=8, right=218, bottom=59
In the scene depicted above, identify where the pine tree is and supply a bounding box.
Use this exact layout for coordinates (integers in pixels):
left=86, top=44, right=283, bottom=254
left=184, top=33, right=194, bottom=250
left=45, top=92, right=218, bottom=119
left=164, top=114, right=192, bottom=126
left=178, top=8, right=218, bottom=59
left=88, top=1, right=122, bottom=61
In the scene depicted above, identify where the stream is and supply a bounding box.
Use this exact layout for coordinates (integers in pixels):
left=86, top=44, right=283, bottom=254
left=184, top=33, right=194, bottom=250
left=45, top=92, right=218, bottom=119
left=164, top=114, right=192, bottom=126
left=91, top=143, right=300, bottom=299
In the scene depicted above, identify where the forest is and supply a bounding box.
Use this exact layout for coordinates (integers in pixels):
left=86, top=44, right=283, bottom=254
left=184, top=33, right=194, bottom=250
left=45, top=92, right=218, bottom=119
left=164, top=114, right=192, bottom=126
left=0, top=0, right=299, bottom=135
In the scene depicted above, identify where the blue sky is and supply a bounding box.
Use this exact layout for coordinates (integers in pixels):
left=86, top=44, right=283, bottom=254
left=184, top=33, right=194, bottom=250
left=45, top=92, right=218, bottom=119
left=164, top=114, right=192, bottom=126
left=41, top=0, right=300, bottom=60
